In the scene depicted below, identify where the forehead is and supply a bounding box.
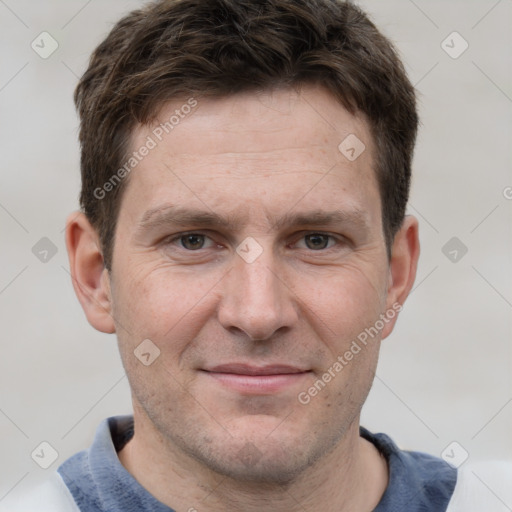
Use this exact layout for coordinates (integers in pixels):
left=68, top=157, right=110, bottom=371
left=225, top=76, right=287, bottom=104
left=121, top=85, right=380, bottom=228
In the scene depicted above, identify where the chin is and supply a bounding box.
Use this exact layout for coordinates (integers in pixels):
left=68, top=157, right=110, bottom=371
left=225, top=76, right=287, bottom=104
left=196, top=440, right=311, bottom=485
left=175, top=420, right=332, bottom=486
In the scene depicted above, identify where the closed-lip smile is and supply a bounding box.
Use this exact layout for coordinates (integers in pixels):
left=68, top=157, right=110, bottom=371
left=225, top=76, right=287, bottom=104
left=201, top=363, right=311, bottom=394
left=204, top=363, right=309, bottom=375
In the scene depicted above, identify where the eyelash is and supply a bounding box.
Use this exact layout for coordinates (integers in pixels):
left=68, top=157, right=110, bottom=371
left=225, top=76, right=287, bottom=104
left=164, top=231, right=344, bottom=252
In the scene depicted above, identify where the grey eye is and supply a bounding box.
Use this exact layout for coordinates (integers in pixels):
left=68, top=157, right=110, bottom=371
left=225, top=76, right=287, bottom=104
left=304, top=234, right=330, bottom=250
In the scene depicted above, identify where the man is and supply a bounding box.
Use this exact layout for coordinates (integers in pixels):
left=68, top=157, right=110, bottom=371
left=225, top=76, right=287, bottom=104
left=5, top=0, right=511, bottom=510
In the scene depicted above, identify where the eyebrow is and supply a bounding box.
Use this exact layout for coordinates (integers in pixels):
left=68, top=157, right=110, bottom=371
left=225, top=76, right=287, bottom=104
left=137, top=205, right=241, bottom=232
left=270, top=209, right=370, bottom=232
left=136, top=204, right=370, bottom=234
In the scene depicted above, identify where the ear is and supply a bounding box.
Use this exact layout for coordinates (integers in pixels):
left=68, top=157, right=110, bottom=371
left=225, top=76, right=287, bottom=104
left=65, top=212, right=115, bottom=334
left=381, top=215, right=420, bottom=340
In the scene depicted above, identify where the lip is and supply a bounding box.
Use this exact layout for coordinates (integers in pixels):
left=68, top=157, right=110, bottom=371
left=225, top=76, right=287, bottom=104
left=205, top=363, right=309, bottom=375
left=201, top=364, right=311, bottom=394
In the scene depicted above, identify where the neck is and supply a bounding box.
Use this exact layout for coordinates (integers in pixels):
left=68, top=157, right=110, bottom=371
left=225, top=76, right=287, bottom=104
left=118, top=410, right=388, bottom=512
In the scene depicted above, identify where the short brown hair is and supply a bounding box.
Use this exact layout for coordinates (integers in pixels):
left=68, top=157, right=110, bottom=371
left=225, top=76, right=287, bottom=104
left=75, top=0, right=418, bottom=269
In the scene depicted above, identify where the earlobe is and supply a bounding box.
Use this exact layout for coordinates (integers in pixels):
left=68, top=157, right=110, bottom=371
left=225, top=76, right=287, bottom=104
left=65, top=212, right=116, bottom=334
left=381, top=215, right=420, bottom=339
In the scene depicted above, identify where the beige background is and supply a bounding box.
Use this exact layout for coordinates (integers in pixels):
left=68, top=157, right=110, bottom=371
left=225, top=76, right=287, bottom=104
left=1, top=0, right=511, bottom=504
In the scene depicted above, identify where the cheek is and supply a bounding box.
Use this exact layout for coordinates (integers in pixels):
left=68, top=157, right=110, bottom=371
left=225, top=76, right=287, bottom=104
left=112, top=266, right=223, bottom=356
left=293, top=264, right=387, bottom=343
left=111, top=269, right=219, bottom=406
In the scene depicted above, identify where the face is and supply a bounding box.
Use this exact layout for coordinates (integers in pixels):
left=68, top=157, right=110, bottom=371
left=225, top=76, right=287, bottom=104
left=107, top=85, right=398, bottom=482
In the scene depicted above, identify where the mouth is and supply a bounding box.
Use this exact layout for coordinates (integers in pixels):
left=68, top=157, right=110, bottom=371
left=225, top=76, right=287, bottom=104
left=200, top=364, right=311, bottom=394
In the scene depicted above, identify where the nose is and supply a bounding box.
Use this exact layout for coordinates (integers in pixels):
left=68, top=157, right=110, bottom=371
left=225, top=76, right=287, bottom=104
left=217, top=250, right=298, bottom=341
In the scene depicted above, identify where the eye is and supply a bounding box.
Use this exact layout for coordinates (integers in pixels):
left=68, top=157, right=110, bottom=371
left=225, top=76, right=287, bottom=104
left=160, top=231, right=223, bottom=261
left=178, top=233, right=209, bottom=250
left=305, top=233, right=331, bottom=250
left=295, top=233, right=338, bottom=251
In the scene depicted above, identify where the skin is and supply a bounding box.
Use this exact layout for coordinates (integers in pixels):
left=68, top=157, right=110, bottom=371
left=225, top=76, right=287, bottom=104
left=66, top=84, right=419, bottom=512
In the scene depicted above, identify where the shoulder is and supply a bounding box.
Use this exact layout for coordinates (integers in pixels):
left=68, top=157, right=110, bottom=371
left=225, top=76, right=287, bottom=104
left=384, top=448, right=457, bottom=509
left=446, top=460, right=512, bottom=511
left=361, top=429, right=457, bottom=511
left=0, top=472, right=79, bottom=512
